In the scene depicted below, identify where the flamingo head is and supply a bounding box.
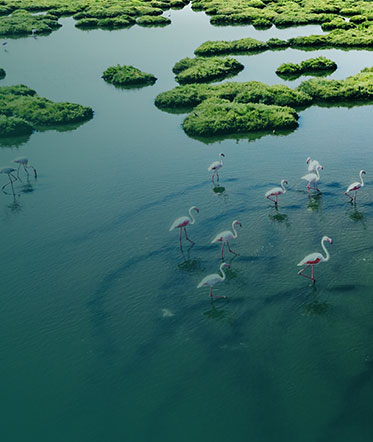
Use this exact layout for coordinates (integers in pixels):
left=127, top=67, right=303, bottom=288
left=191, top=206, right=199, bottom=214
left=219, top=153, right=225, bottom=158
left=233, top=220, right=242, bottom=227
left=306, top=157, right=311, bottom=164
left=318, top=165, right=324, bottom=170
left=361, top=170, right=366, bottom=176
left=326, top=236, right=333, bottom=244
left=222, top=263, right=230, bottom=269
left=281, top=179, right=288, bottom=186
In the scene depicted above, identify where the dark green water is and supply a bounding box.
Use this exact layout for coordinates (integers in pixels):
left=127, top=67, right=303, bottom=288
left=1, top=6, right=373, bottom=442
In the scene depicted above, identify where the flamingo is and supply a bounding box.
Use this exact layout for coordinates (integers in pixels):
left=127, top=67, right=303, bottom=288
left=211, top=220, right=242, bottom=259
left=0, top=167, right=17, bottom=191
left=197, top=262, right=230, bottom=299
left=13, top=157, right=37, bottom=178
left=265, top=179, right=288, bottom=205
left=306, top=157, right=322, bottom=173
left=345, top=170, right=366, bottom=204
left=208, top=152, right=225, bottom=183
left=302, top=164, right=323, bottom=191
left=298, top=236, right=333, bottom=282
left=169, top=206, right=199, bottom=247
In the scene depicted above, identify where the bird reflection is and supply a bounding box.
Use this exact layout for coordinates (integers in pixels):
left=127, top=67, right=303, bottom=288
left=348, top=206, right=366, bottom=226
left=301, top=285, right=329, bottom=316
left=6, top=194, right=22, bottom=213
left=177, top=244, right=203, bottom=272
left=268, top=205, right=289, bottom=225
left=203, top=300, right=232, bottom=323
left=212, top=184, right=226, bottom=194
left=307, top=192, right=323, bottom=212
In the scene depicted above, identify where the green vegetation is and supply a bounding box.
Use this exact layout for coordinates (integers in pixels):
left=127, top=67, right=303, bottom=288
left=136, top=15, right=171, bottom=26
left=0, top=9, right=61, bottom=36
left=102, top=65, right=157, bottom=86
left=195, top=37, right=268, bottom=56
left=173, top=56, right=244, bottom=84
left=182, top=99, right=299, bottom=136
left=0, top=68, right=5, bottom=79
left=0, top=85, right=93, bottom=137
left=276, top=57, right=337, bottom=79
left=289, top=28, right=373, bottom=48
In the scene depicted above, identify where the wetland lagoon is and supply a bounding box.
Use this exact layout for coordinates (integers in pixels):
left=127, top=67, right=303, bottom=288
left=1, top=2, right=373, bottom=442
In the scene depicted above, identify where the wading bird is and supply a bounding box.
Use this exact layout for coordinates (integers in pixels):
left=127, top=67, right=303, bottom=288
left=197, top=262, right=230, bottom=299
left=345, top=170, right=366, bottom=204
left=32, top=28, right=37, bottom=37
left=0, top=167, right=17, bottom=191
left=306, top=157, right=322, bottom=173
left=13, top=157, right=37, bottom=178
left=298, top=236, right=333, bottom=282
left=208, top=152, right=225, bottom=183
left=265, top=179, right=288, bottom=205
left=302, top=164, right=323, bottom=191
left=211, top=220, right=242, bottom=259
left=169, top=206, right=199, bottom=247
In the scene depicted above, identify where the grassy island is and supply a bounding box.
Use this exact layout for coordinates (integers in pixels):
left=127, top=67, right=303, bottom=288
left=0, top=10, right=61, bottom=36
left=182, top=99, right=299, bottom=136
left=195, top=37, right=268, bottom=56
left=0, top=68, right=5, bottom=80
left=173, top=57, right=244, bottom=84
left=102, top=65, right=157, bottom=86
left=276, top=57, right=337, bottom=79
left=0, top=85, right=93, bottom=137
left=136, top=15, right=171, bottom=26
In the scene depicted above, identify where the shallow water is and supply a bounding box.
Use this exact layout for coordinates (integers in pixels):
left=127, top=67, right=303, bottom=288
left=1, top=6, right=373, bottom=442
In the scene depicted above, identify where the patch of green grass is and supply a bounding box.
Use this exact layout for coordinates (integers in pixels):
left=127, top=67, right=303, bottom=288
left=0, top=9, right=62, bottom=36
left=102, top=65, right=157, bottom=86
left=182, top=98, right=299, bottom=136
left=289, top=27, right=373, bottom=48
left=276, top=57, right=337, bottom=78
left=0, top=68, right=5, bottom=79
left=195, top=37, right=268, bottom=56
left=173, top=56, right=244, bottom=84
left=0, top=114, right=33, bottom=137
left=0, top=84, right=93, bottom=136
left=136, top=15, right=171, bottom=26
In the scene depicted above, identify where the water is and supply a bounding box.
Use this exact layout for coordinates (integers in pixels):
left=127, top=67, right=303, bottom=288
left=1, top=6, right=373, bottom=442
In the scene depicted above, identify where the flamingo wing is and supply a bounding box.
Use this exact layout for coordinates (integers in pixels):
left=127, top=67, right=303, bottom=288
left=346, top=182, right=360, bottom=193
left=265, top=187, right=281, bottom=197
left=169, top=216, right=189, bottom=231
left=308, top=160, right=320, bottom=172
left=197, top=274, right=220, bottom=288
left=208, top=161, right=221, bottom=171
left=302, top=172, right=317, bottom=182
left=297, top=252, right=323, bottom=266
left=211, top=230, right=233, bottom=243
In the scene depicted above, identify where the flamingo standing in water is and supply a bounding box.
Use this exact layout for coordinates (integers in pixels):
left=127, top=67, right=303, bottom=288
left=0, top=167, right=17, bottom=190
left=197, top=262, right=230, bottom=299
left=345, top=170, right=366, bottom=204
left=208, top=152, right=225, bottom=183
left=169, top=206, right=199, bottom=247
left=265, top=179, right=288, bottom=205
left=306, top=157, right=322, bottom=173
left=211, top=220, right=242, bottom=259
left=298, top=236, right=333, bottom=282
left=302, top=164, right=323, bottom=191
left=13, top=157, right=37, bottom=178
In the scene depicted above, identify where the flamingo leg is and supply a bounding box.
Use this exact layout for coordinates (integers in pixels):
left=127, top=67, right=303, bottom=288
left=216, top=171, right=219, bottom=182
left=209, top=287, right=226, bottom=299
left=23, top=165, right=29, bottom=176
left=354, top=191, right=357, bottom=204
left=17, top=164, right=21, bottom=178
left=345, top=192, right=353, bottom=202
left=179, top=228, right=182, bottom=247
left=275, top=195, right=278, bottom=205
left=184, top=227, right=194, bottom=244
left=298, top=264, right=315, bottom=281
left=2, top=173, right=17, bottom=191
left=29, top=166, right=37, bottom=178
left=266, top=195, right=276, bottom=204
left=211, top=171, right=216, bottom=183
left=221, top=241, right=225, bottom=259
left=227, top=241, right=238, bottom=256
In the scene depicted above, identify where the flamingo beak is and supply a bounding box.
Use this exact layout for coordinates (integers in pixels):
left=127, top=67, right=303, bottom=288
left=225, top=264, right=230, bottom=268
left=329, top=238, right=333, bottom=244
left=195, top=208, right=200, bottom=213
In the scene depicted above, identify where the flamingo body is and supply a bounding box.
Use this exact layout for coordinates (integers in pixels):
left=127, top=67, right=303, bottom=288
left=0, top=166, right=17, bottom=190
left=197, top=263, right=229, bottom=299
left=13, top=157, right=37, bottom=178
left=302, top=165, right=322, bottom=191
left=265, top=179, right=288, bottom=205
left=345, top=170, right=366, bottom=203
left=306, top=157, right=322, bottom=173
left=169, top=216, right=191, bottom=231
left=298, top=236, right=332, bottom=282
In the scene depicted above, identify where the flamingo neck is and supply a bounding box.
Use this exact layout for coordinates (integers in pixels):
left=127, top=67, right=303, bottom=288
left=189, top=208, right=196, bottom=224
left=321, top=238, right=330, bottom=262
left=360, top=171, right=365, bottom=187
left=231, top=222, right=238, bottom=238
left=219, top=264, right=227, bottom=281
left=281, top=181, right=287, bottom=193
left=219, top=154, right=224, bottom=166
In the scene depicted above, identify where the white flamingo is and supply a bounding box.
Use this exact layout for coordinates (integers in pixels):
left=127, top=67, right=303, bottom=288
left=169, top=206, right=199, bottom=247
left=197, top=262, right=230, bottom=299
left=265, top=179, right=288, bottom=205
left=345, top=170, right=366, bottom=204
left=302, top=164, right=323, bottom=191
left=211, top=220, right=242, bottom=259
left=208, top=152, right=225, bottom=183
left=298, top=236, right=333, bottom=282
left=306, top=157, right=322, bottom=173
left=0, top=167, right=17, bottom=190
left=13, top=157, right=37, bottom=178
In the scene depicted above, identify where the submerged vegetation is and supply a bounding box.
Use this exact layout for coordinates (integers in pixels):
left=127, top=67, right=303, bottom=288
left=173, top=56, right=244, bottom=84
left=102, top=65, right=157, bottom=86
left=0, top=68, right=5, bottom=79
left=0, top=85, right=93, bottom=137
left=276, top=57, right=337, bottom=79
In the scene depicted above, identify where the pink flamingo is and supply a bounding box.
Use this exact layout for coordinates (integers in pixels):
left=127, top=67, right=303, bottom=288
left=345, top=170, right=366, bottom=204
left=265, top=179, right=288, bottom=205
left=208, top=152, right=225, bottom=183
left=0, top=167, right=17, bottom=191
left=211, top=220, right=242, bottom=259
left=306, top=157, right=322, bottom=173
left=298, top=236, right=333, bottom=282
left=169, top=206, right=199, bottom=246
left=197, top=262, right=230, bottom=299
left=13, top=157, right=37, bottom=178
left=302, top=164, right=323, bottom=191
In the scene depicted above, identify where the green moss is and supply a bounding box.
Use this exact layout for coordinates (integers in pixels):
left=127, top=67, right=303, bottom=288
left=289, top=27, right=373, bottom=48
left=276, top=57, right=337, bottom=78
left=0, top=9, right=62, bottom=36
left=173, top=56, right=244, bottom=84
left=102, top=65, right=157, bottom=86
left=195, top=37, right=268, bottom=56
left=0, top=114, right=33, bottom=137
left=136, top=15, right=171, bottom=25
left=182, top=98, right=299, bottom=136
left=0, top=68, right=5, bottom=79
left=0, top=84, right=93, bottom=136
left=321, top=17, right=355, bottom=31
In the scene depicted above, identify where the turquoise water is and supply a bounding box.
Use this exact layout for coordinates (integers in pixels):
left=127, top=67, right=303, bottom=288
left=1, top=6, right=373, bottom=442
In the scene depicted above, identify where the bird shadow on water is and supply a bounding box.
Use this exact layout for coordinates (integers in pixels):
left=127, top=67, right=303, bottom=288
left=203, top=300, right=234, bottom=324
left=268, top=206, right=290, bottom=226
left=177, top=245, right=205, bottom=273
left=300, top=285, right=330, bottom=316
left=346, top=205, right=366, bottom=227
left=306, top=192, right=323, bottom=212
